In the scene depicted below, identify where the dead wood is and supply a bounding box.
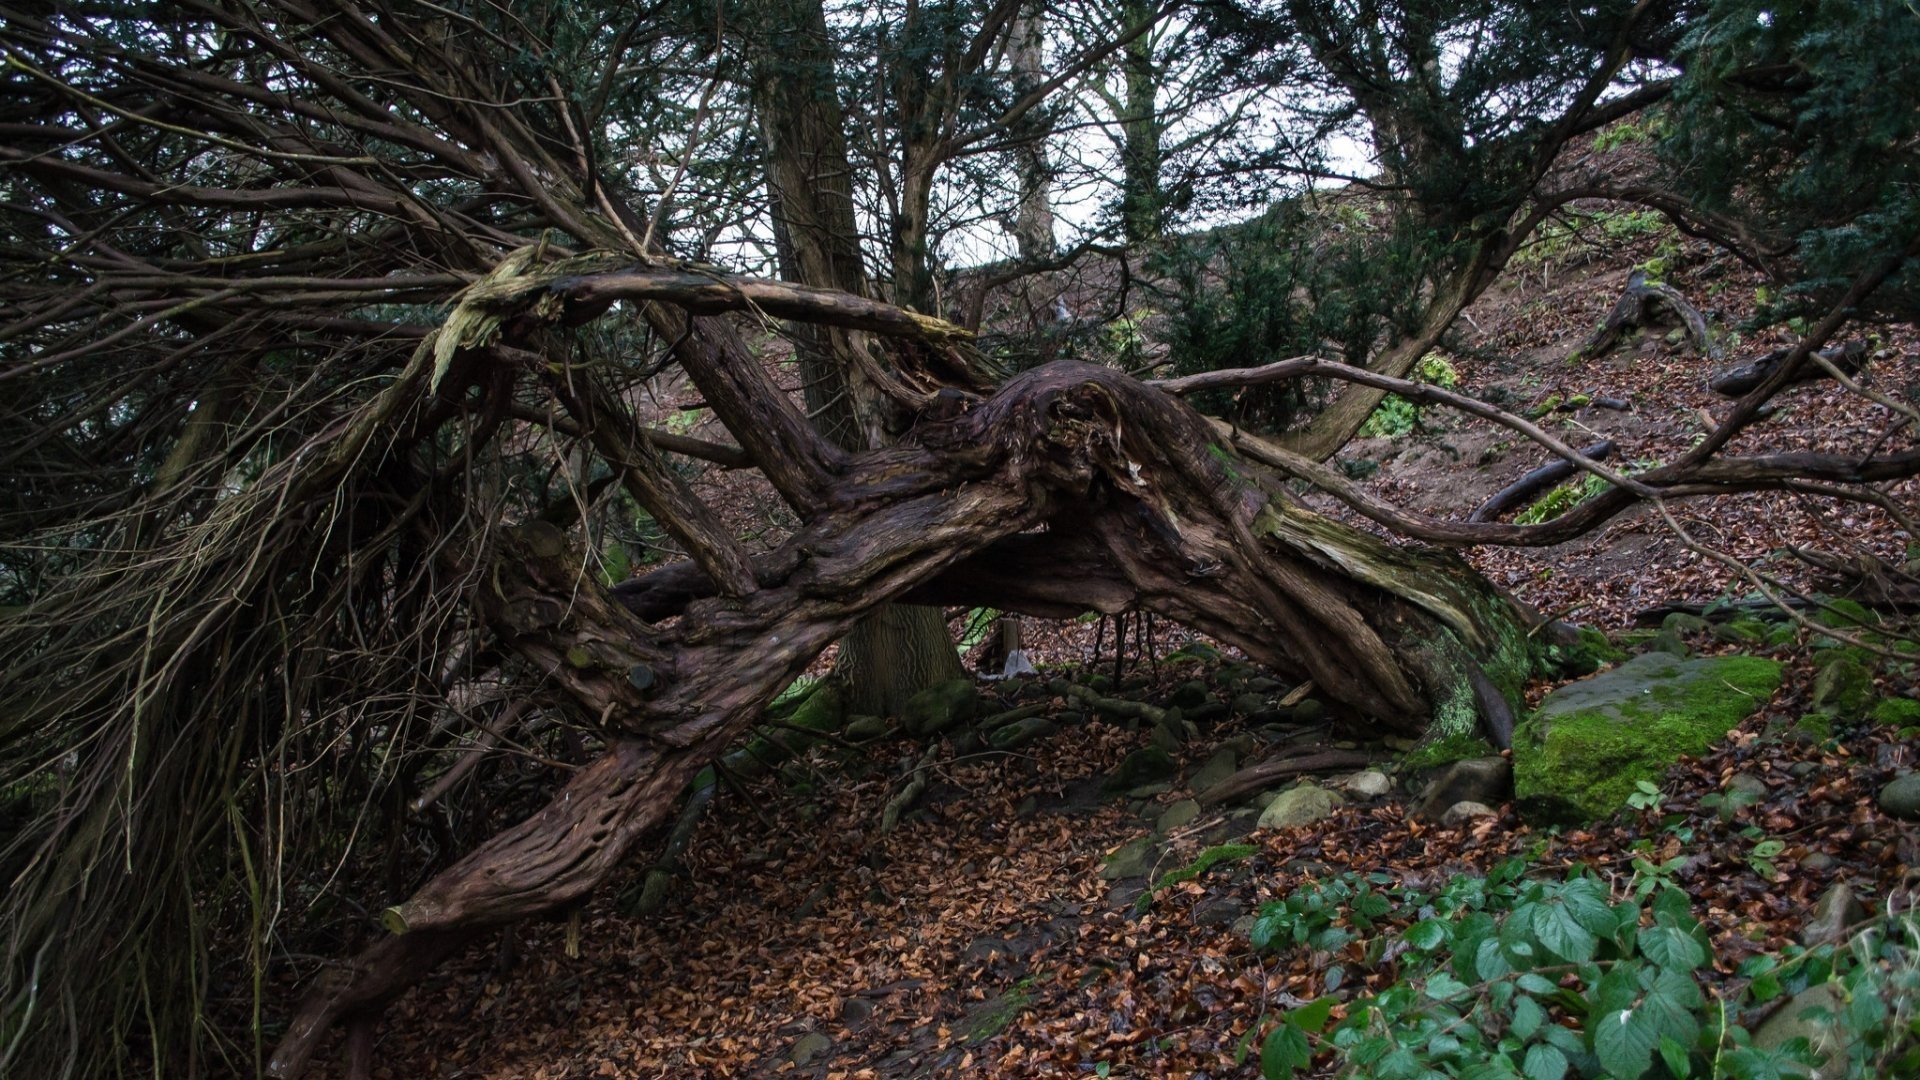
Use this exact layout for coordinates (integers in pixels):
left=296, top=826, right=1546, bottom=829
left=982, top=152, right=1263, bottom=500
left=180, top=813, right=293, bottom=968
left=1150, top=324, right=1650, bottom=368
left=1468, top=441, right=1617, bottom=522
left=1709, top=341, right=1867, bottom=397
left=1580, top=270, right=1716, bottom=359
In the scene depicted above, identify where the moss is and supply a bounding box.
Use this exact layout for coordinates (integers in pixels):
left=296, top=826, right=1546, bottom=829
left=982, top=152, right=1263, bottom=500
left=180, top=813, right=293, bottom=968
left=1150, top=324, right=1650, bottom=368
left=1809, top=657, right=1874, bottom=720
left=1813, top=597, right=1876, bottom=630
left=1400, top=732, right=1496, bottom=773
left=1793, top=712, right=1834, bottom=742
left=1870, top=696, right=1920, bottom=727
left=1514, top=653, right=1783, bottom=824
left=1134, top=843, right=1259, bottom=914
left=1546, top=625, right=1626, bottom=676
left=1714, top=617, right=1770, bottom=644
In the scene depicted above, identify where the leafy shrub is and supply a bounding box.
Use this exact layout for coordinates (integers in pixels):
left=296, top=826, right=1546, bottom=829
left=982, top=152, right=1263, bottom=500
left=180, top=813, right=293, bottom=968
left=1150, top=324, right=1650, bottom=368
left=1245, top=861, right=1919, bottom=1079
left=1358, top=354, right=1460, bottom=438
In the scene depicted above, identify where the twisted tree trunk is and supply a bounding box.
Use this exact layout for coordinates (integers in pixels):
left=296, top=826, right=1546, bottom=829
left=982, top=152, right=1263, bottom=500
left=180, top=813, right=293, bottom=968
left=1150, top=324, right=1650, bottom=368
left=269, top=339, right=1541, bottom=1073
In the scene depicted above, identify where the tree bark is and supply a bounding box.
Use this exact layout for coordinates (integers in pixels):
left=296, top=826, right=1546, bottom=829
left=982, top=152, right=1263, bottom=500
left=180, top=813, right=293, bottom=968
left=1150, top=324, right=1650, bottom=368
left=750, top=0, right=965, bottom=713
left=1008, top=0, right=1057, bottom=261
left=270, top=351, right=1543, bottom=1074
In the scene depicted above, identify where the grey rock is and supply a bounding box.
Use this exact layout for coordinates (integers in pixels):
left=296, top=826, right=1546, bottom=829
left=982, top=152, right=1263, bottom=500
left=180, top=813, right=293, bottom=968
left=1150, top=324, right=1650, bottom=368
left=1126, top=782, right=1173, bottom=799
left=1811, top=657, right=1874, bottom=720
left=1799, top=851, right=1836, bottom=872
left=1106, top=746, right=1178, bottom=792
left=1752, top=982, right=1846, bottom=1074
left=1192, top=897, right=1245, bottom=927
left=1169, top=679, right=1212, bottom=709
left=1662, top=612, right=1711, bottom=635
left=1186, top=748, right=1240, bottom=794
left=1256, top=782, right=1344, bottom=830
left=988, top=716, right=1058, bottom=750
left=1101, top=837, right=1157, bottom=880
left=789, top=1032, right=833, bottom=1067
left=840, top=998, right=874, bottom=1026
left=1644, top=629, right=1689, bottom=656
left=1718, top=772, right=1769, bottom=821
left=1788, top=761, right=1821, bottom=779
left=1410, top=757, right=1512, bottom=823
left=1441, top=800, right=1498, bottom=826
left=1288, top=699, right=1327, bottom=725
left=1879, top=773, right=1920, bottom=820
left=1155, top=799, right=1202, bottom=835
left=1802, top=882, right=1866, bottom=947
left=900, top=679, right=979, bottom=736
left=1343, top=770, right=1393, bottom=799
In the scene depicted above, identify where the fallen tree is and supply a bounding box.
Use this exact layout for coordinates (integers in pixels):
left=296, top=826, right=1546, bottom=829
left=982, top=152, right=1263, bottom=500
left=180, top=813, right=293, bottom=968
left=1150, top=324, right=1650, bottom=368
left=2, top=5, right=1917, bottom=1079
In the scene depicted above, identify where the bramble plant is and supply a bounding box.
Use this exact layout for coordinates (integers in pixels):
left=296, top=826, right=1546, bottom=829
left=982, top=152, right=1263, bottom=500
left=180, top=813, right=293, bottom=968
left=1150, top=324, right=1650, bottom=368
left=1242, top=860, right=1920, bottom=1078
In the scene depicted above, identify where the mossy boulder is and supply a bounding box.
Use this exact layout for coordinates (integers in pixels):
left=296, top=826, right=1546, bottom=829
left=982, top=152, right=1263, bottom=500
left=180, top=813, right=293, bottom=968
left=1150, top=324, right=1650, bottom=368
left=1398, top=732, right=1495, bottom=774
left=1809, top=656, right=1873, bottom=720
left=1870, top=695, right=1920, bottom=728
left=1514, top=652, right=1783, bottom=824
left=900, top=678, right=978, bottom=736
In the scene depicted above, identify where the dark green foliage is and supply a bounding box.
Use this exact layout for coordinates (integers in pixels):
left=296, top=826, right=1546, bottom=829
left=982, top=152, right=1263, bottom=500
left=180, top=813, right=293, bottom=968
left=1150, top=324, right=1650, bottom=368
left=1662, top=0, right=1920, bottom=320
left=1246, top=861, right=1919, bottom=1078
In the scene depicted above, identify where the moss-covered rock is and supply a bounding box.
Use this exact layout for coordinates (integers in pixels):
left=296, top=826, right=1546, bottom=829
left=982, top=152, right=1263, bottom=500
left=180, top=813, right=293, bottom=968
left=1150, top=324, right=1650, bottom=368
left=1514, top=652, right=1783, bottom=824
left=1544, top=625, right=1626, bottom=676
left=900, top=678, right=978, bottom=736
left=1870, top=695, right=1920, bottom=728
left=1809, top=657, right=1874, bottom=720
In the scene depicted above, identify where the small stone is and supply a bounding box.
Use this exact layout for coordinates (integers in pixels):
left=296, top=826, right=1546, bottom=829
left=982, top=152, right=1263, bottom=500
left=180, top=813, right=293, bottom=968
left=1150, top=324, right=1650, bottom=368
left=1441, top=800, right=1498, bottom=826
left=789, top=1032, right=833, bottom=1067
left=1661, top=612, right=1711, bottom=635
left=841, top=998, right=874, bottom=1026
left=1410, top=757, right=1512, bottom=823
left=1798, top=851, right=1835, bottom=872
left=1256, top=783, right=1344, bottom=830
left=1106, top=746, right=1178, bottom=791
left=1717, top=772, right=1768, bottom=821
left=988, top=716, right=1058, bottom=750
left=1168, top=679, right=1211, bottom=709
left=900, top=679, right=978, bottom=736
left=1231, top=692, right=1266, bottom=717
left=1879, top=773, right=1920, bottom=820
left=1186, top=748, right=1239, bottom=795
left=1802, top=882, right=1866, bottom=947
left=1015, top=795, right=1039, bottom=817
left=1788, top=761, right=1820, bottom=779
left=1381, top=735, right=1422, bottom=753
left=1247, top=677, right=1283, bottom=693
left=1126, top=782, right=1173, bottom=799
left=1192, top=897, right=1245, bottom=927
left=1288, top=699, right=1327, bottom=724
left=844, top=715, right=888, bottom=740
left=1343, top=770, right=1393, bottom=799
left=1101, top=837, right=1157, bottom=880
left=1155, top=799, right=1202, bottom=834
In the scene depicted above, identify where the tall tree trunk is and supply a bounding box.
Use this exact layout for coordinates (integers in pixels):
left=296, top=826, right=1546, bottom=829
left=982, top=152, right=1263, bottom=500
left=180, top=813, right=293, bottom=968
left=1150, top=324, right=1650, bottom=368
left=751, top=0, right=964, bottom=712
left=1008, top=0, right=1056, bottom=261
left=1119, top=0, right=1162, bottom=244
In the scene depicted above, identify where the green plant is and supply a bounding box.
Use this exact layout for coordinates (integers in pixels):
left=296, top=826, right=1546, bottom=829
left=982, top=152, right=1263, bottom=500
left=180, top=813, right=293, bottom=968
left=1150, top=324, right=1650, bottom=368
left=1245, top=862, right=1835, bottom=1079
left=1358, top=354, right=1460, bottom=438
left=1515, top=474, right=1609, bottom=525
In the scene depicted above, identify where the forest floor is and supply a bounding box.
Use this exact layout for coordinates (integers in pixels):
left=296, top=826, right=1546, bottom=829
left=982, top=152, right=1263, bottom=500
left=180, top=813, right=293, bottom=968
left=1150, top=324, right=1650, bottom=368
left=353, top=217, right=1920, bottom=1078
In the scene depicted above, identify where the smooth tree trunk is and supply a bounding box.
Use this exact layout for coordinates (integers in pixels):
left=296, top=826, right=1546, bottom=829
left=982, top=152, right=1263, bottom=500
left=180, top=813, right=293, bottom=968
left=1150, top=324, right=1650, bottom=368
left=750, top=0, right=964, bottom=713
left=1119, top=0, right=1163, bottom=244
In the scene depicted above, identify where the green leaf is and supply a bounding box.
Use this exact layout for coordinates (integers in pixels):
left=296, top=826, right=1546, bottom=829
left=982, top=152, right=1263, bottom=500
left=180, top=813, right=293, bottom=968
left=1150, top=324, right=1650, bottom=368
left=1511, top=995, right=1546, bottom=1041
left=1478, top=938, right=1514, bottom=981
left=1593, top=1007, right=1658, bottom=1079
left=1516, top=973, right=1558, bottom=996
left=1288, top=996, right=1338, bottom=1034
left=1261, top=1023, right=1311, bottom=1078
left=1533, top=901, right=1598, bottom=963
left=1639, top=925, right=1708, bottom=972
left=1407, top=918, right=1451, bottom=951
left=1523, top=1042, right=1570, bottom=1080
left=1426, top=971, right=1471, bottom=1002
left=1658, top=1034, right=1692, bottom=1078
